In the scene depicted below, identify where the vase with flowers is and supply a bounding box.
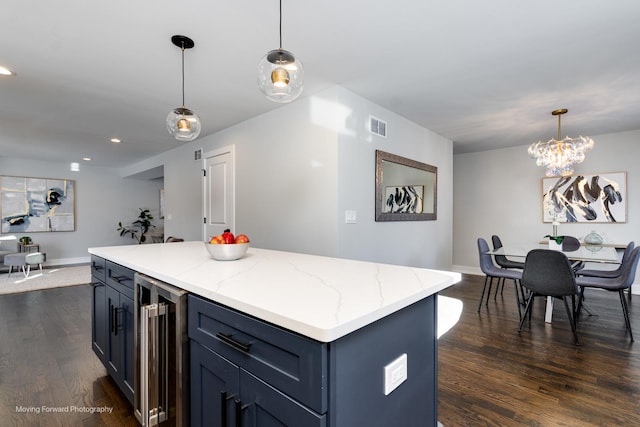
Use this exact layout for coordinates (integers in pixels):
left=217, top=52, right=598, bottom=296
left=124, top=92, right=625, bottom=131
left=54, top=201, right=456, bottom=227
left=543, top=193, right=567, bottom=250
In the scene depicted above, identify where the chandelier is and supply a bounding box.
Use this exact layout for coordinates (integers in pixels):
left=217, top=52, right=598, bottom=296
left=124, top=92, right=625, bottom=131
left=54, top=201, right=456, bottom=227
left=527, top=109, right=594, bottom=177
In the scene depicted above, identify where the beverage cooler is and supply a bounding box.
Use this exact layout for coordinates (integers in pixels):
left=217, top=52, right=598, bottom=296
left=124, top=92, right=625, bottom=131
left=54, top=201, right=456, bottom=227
left=134, top=273, right=189, bottom=427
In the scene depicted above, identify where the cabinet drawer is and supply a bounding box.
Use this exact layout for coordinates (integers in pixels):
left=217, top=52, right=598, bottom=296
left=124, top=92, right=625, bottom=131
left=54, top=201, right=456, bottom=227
left=188, top=295, right=327, bottom=415
left=91, top=255, right=106, bottom=282
left=106, top=261, right=134, bottom=298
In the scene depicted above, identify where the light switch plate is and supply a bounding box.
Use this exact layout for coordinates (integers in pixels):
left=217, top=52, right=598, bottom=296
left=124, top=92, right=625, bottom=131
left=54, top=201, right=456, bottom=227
left=384, top=353, right=407, bottom=395
left=345, top=210, right=357, bottom=224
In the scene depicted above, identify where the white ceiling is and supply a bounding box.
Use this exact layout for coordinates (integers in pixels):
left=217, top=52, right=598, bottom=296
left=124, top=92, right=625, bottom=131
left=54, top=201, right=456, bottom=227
left=2, top=1, right=640, bottom=168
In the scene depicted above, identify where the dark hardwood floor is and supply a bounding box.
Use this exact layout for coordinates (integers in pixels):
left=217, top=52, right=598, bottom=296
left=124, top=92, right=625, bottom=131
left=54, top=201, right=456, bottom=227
left=2, top=275, right=639, bottom=426
left=0, top=284, right=138, bottom=427
left=438, top=274, right=640, bottom=426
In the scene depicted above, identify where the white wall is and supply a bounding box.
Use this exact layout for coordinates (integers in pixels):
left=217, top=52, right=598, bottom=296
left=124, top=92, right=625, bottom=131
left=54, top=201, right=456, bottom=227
left=124, top=85, right=454, bottom=269
left=0, top=158, right=163, bottom=265
left=453, top=129, right=640, bottom=276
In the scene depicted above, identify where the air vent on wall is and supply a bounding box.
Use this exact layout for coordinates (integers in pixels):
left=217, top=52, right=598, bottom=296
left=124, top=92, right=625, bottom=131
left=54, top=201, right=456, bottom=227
left=369, top=116, right=387, bottom=137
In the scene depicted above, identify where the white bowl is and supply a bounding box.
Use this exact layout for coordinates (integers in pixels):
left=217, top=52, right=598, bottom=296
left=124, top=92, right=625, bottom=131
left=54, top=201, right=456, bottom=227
left=204, top=242, right=249, bottom=261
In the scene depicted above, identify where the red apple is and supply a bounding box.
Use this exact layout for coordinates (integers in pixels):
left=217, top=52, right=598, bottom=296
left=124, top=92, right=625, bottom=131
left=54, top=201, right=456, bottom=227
left=234, top=234, right=250, bottom=244
left=209, top=235, right=225, bottom=244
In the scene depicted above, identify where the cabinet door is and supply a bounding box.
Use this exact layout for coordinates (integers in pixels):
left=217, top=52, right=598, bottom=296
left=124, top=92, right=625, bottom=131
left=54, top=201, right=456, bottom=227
left=240, top=370, right=326, bottom=427
left=106, top=285, right=123, bottom=381
left=91, top=279, right=107, bottom=363
left=120, top=292, right=135, bottom=403
left=191, top=341, right=240, bottom=427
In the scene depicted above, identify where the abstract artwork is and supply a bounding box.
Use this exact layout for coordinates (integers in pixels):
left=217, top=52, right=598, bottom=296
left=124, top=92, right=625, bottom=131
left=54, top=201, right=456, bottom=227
left=542, top=172, right=626, bottom=223
left=1, top=176, right=75, bottom=233
left=383, top=185, right=424, bottom=214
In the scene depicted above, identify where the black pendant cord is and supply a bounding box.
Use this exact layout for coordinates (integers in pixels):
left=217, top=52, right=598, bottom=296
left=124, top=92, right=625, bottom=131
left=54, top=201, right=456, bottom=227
left=279, top=0, right=283, bottom=50
left=181, top=42, right=186, bottom=108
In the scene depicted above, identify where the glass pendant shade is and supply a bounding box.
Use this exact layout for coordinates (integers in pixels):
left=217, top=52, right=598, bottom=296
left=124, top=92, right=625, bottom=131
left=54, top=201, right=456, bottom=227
left=167, top=35, right=201, bottom=142
left=527, top=109, right=594, bottom=177
left=257, top=49, right=304, bottom=103
left=166, top=107, right=201, bottom=142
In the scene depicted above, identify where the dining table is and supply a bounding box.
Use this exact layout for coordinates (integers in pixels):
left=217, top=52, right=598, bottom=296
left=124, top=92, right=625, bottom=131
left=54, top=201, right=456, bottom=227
left=487, top=244, right=621, bottom=322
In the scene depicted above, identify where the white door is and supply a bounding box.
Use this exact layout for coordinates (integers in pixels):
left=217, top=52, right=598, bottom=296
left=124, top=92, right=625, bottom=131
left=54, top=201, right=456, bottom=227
left=203, top=145, right=235, bottom=241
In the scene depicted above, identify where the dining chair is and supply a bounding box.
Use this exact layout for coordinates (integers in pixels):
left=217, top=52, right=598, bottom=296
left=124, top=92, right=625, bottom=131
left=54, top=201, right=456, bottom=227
left=578, top=241, right=635, bottom=302
left=561, top=235, right=581, bottom=252
left=491, top=235, right=525, bottom=300
left=477, top=238, right=522, bottom=320
left=578, top=241, right=634, bottom=279
left=575, top=246, right=640, bottom=342
left=558, top=235, right=585, bottom=272
left=519, top=249, right=580, bottom=345
left=491, top=235, right=525, bottom=270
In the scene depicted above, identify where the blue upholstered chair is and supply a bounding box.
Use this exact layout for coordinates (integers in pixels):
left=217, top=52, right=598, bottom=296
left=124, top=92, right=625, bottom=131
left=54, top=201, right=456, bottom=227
left=477, top=238, right=523, bottom=320
left=578, top=241, right=635, bottom=279
left=576, top=246, right=640, bottom=342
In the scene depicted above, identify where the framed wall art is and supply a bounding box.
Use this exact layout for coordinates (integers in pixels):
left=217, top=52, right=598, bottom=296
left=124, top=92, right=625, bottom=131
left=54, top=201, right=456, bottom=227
left=375, top=150, right=437, bottom=221
left=542, top=172, right=626, bottom=223
left=1, top=175, right=76, bottom=233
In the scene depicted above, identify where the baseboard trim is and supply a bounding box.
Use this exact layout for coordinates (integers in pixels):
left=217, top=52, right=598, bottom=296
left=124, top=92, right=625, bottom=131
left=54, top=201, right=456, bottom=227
left=452, top=264, right=640, bottom=295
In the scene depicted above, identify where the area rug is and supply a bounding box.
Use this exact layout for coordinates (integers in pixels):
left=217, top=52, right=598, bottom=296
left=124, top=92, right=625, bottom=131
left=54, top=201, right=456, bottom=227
left=0, top=265, right=91, bottom=295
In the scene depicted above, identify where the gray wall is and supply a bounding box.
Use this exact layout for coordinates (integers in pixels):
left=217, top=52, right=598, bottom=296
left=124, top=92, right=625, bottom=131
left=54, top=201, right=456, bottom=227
left=453, top=129, right=640, bottom=279
left=335, top=88, right=453, bottom=269
left=1, top=86, right=454, bottom=270
left=0, top=158, right=164, bottom=265
left=123, top=86, right=454, bottom=269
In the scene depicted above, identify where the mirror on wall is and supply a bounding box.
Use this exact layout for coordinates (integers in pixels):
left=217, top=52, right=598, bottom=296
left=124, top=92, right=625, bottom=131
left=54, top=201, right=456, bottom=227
left=375, top=150, right=437, bottom=221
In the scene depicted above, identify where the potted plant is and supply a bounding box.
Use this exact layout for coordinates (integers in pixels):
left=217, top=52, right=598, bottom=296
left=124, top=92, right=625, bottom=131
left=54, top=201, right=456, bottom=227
left=117, top=208, right=156, bottom=244
left=544, top=233, right=564, bottom=250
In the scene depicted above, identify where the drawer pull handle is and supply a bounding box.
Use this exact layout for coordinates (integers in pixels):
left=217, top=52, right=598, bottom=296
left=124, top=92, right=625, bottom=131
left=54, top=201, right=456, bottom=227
left=216, top=332, right=252, bottom=352
left=111, top=275, right=128, bottom=283
left=221, top=391, right=227, bottom=426
left=93, top=265, right=104, bottom=271
left=235, top=399, right=242, bottom=427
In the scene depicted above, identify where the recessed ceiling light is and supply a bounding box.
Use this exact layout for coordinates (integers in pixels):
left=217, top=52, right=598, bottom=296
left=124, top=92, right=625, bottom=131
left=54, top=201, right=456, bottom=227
left=110, top=138, right=121, bottom=144
left=0, top=65, right=15, bottom=76
left=83, top=157, right=92, bottom=161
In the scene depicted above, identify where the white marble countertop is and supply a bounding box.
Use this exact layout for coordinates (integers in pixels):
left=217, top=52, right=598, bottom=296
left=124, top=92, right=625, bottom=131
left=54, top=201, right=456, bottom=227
left=89, top=241, right=460, bottom=342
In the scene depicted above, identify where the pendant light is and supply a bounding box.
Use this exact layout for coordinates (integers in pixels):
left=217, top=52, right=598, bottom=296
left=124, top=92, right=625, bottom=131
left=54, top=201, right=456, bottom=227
left=166, top=35, right=201, bottom=142
left=257, top=0, right=304, bottom=103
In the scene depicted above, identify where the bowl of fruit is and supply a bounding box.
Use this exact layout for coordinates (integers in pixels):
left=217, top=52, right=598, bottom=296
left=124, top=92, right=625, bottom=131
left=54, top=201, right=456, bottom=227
left=205, top=229, right=250, bottom=261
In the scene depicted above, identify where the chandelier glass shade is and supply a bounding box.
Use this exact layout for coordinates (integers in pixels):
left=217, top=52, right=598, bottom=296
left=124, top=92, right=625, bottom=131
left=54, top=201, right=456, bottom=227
left=257, top=0, right=304, bottom=103
left=167, top=35, right=201, bottom=142
left=527, top=109, right=594, bottom=177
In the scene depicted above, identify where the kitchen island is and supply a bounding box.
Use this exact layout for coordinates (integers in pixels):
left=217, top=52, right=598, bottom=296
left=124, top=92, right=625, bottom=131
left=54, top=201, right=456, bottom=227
left=89, top=241, right=460, bottom=426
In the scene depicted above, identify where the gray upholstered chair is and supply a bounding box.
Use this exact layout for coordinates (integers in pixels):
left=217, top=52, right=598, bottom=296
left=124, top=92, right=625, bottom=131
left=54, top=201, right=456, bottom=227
left=491, top=235, right=525, bottom=300
left=561, top=235, right=581, bottom=252
left=558, top=235, right=584, bottom=272
left=578, top=241, right=635, bottom=279
left=491, top=235, right=525, bottom=270
left=519, top=249, right=580, bottom=345
left=477, top=238, right=523, bottom=320
left=576, top=246, right=640, bottom=342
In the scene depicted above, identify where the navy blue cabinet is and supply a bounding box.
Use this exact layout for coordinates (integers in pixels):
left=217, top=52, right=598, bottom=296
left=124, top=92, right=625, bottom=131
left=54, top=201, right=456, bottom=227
left=91, top=256, right=107, bottom=363
left=188, top=293, right=438, bottom=426
left=91, top=256, right=135, bottom=404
